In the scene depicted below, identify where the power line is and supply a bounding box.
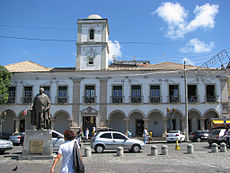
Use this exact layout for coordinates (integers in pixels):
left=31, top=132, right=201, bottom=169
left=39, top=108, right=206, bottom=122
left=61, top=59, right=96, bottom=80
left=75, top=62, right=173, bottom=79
left=0, top=35, right=75, bottom=43
left=1, top=35, right=226, bottom=45
left=0, top=24, right=75, bottom=31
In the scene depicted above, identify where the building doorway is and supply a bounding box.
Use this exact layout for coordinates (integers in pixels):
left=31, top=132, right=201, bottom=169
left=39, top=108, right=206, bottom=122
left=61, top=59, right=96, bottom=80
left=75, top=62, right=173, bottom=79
left=83, top=116, right=96, bottom=137
left=135, top=119, right=144, bottom=137
left=19, top=119, right=25, bottom=132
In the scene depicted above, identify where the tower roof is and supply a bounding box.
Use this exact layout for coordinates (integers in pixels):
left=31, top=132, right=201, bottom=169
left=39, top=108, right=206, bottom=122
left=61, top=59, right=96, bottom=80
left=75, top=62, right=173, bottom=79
left=88, top=14, right=102, bottom=19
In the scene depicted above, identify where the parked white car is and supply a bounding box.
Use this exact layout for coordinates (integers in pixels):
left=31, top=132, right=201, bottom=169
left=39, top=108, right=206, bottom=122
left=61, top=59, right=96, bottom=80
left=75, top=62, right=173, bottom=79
left=51, top=130, right=65, bottom=152
left=0, top=139, right=13, bottom=154
left=51, top=130, right=81, bottom=152
left=166, top=130, right=185, bottom=143
left=91, top=131, right=145, bottom=153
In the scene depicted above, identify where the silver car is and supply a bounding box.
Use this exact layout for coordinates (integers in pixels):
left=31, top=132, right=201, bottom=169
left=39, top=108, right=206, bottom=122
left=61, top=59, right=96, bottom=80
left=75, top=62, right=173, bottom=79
left=9, top=132, right=25, bottom=145
left=0, top=139, right=13, bottom=154
left=91, top=131, right=145, bottom=153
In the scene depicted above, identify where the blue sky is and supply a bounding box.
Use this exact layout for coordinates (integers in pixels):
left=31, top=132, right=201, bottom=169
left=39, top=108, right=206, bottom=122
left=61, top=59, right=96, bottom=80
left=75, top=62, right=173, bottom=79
left=0, top=0, right=230, bottom=68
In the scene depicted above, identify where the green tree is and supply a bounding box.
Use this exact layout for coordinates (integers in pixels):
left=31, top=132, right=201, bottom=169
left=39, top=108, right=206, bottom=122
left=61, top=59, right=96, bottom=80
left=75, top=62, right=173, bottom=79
left=0, top=66, right=12, bottom=104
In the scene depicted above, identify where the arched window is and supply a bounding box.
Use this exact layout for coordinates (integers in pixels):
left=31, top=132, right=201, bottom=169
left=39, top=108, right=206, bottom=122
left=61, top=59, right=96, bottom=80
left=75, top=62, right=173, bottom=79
left=89, top=29, right=94, bottom=40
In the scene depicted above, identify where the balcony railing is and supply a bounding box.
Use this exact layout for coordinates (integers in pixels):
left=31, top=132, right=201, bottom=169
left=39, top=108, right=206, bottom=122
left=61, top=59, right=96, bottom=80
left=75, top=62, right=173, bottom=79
left=83, top=96, right=96, bottom=104
left=111, top=96, right=124, bottom=104
left=169, top=95, right=180, bottom=103
left=130, top=96, right=143, bottom=104
left=7, top=97, right=16, bottom=104
left=188, top=95, right=198, bottom=103
left=21, top=96, right=32, bottom=104
left=56, top=96, right=68, bottom=104
left=149, top=96, right=161, bottom=103
left=205, top=95, right=218, bottom=103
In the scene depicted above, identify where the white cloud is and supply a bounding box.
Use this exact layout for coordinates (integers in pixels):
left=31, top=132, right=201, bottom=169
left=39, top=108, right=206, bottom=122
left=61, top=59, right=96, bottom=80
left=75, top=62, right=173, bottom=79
left=186, top=4, right=219, bottom=32
left=154, top=2, right=219, bottom=39
left=108, top=40, right=121, bottom=61
left=154, top=2, right=187, bottom=39
left=183, top=57, right=195, bottom=66
left=180, top=38, right=214, bottom=53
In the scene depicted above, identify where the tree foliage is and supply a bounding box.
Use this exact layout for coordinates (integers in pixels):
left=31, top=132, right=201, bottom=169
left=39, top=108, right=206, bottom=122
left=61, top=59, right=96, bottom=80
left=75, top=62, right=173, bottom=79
left=0, top=66, right=12, bottom=104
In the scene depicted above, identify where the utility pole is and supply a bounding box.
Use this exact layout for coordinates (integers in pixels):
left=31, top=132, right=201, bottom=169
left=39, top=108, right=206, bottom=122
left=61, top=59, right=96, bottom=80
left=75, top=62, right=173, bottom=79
left=184, top=61, right=189, bottom=141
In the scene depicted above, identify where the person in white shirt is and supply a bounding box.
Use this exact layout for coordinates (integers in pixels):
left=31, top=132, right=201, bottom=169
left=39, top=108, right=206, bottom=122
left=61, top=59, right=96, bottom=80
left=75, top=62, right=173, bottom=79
left=50, top=130, right=80, bottom=173
left=85, top=128, right=89, bottom=140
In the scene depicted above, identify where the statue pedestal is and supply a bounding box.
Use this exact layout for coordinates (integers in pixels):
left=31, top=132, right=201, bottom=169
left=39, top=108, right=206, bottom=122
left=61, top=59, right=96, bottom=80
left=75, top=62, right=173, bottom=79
left=20, top=130, right=53, bottom=160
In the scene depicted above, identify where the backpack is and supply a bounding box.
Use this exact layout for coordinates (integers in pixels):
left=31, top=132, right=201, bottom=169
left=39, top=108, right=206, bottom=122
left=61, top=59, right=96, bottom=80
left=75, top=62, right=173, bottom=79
left=73, top=141, right=85, bottom=173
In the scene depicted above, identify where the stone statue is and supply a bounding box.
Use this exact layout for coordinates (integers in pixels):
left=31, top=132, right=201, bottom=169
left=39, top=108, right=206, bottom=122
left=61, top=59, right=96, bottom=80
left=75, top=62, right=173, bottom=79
left=31, top=88, right=51, bottom=130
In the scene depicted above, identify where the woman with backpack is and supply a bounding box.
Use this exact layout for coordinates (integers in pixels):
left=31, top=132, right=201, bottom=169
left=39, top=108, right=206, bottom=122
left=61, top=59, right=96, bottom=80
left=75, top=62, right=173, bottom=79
left=50, top=130, right=83, bottom=173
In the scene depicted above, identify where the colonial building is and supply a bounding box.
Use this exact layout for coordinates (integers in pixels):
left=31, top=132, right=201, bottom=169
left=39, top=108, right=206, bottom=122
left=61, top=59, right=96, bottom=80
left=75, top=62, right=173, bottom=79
left=0, top=14, right=228, bottom=136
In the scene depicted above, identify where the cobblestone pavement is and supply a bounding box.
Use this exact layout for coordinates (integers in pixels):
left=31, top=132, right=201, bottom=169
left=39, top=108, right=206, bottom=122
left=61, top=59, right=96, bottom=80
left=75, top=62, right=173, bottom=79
left=0, top=142, right=230, bottom=173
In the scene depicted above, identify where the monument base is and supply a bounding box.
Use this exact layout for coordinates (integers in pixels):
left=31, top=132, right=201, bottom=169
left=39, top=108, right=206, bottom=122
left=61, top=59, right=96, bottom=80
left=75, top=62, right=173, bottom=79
left=20, top=129, right=53, bottom=160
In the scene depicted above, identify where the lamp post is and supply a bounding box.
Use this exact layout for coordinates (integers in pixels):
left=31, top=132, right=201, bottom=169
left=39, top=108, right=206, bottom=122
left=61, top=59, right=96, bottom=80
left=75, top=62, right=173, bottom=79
left=184, top=61, right=189, bottom=141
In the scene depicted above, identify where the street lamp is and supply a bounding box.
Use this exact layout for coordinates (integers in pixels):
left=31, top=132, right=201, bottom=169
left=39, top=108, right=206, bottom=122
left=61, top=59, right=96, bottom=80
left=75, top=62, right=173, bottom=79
left=167, top=107, right=176, bottom=131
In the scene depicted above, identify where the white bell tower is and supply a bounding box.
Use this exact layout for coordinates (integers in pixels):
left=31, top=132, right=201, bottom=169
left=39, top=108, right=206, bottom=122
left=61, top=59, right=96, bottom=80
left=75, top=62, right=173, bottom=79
left=76, top=14, right=109, bottom=71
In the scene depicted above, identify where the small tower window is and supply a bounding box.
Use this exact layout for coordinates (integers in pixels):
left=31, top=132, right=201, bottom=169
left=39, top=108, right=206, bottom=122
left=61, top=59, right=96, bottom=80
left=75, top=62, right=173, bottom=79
left=88, top=57, right=94, bottom=65
left=89, top=29, right=94, bottom=40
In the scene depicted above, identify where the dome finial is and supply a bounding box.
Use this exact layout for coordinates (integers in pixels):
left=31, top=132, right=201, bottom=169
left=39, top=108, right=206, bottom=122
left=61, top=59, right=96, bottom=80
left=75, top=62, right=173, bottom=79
left=88, top=14, right=102, bottom=19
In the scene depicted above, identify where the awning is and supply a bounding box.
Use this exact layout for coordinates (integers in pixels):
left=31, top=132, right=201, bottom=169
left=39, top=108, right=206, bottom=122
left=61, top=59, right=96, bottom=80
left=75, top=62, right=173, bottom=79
left=212, top=120, right=230, bottom=124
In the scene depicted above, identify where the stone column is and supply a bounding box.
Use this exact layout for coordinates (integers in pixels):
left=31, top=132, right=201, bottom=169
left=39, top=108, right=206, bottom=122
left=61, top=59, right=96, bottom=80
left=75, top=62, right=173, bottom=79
left=98, top=77, right=109, bottom=127
left=14, top=118, right=20, bottom=133
left=143, top=119, right=149, bottom=129
left=72, top=77, right=82, bottom=127
left=106, top=119, right=111, bottom=128
left=51, top=118, right=55, bottom=130
left=68, top=119, right=73, bottom=128
left=124, top=119, right=130, bottom=132
left=162, top=119, right=168, bottom=137
left=200, top=118, right=205, bottom=130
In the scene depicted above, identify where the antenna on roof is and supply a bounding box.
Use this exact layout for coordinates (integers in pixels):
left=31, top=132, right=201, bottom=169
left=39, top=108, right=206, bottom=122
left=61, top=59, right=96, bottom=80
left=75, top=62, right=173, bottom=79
left=112, top=55, right=116, bottom=62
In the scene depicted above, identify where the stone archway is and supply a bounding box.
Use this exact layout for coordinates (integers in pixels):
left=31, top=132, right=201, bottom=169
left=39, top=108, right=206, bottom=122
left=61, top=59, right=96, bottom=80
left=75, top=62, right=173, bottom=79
left=147, top=110, right=164, bottom=137
left=204, top=109, right=219, bottom=130
left=129, top=110, right=145, bottom=137
left=166, top=110, right=183, bottom=131
left=53, top=110, right=71, bottom=134
left=188, top=109, right=201, bottom=133
left=1, top=110, right=16, bottom=134
left=109, top=110, right=126, bottom=134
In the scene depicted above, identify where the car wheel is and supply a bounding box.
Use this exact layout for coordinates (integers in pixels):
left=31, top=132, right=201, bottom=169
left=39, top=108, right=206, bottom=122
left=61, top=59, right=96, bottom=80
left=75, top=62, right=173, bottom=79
left=0, top=149, right=4, bottom=154
left=95, top=145, right=104, bottom=153
left=131, top=144, right=140, bottom=153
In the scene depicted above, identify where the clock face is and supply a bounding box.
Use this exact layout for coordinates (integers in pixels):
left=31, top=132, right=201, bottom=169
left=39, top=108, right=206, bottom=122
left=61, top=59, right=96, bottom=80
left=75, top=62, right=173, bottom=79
left=85, top=47, right=97, bottom=58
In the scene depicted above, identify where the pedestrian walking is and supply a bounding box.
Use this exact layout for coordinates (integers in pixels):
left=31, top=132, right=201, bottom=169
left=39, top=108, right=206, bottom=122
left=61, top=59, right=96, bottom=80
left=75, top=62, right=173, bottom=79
left=92, top=126, right=96, bottom=136
left=127, top=130, right=132, bottom=138
left=143, top=128, right=148, bottom=144
left=50, top=129, right=82, bottom=173
left=85, top=128, right=89, bottom=140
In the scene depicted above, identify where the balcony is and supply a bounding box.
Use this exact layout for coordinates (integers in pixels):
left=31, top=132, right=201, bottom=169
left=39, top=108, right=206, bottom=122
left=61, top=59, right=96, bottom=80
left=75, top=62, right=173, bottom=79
left=111, top=96, right=124, bottom=104
left=83, top=96, right=96, bottom=104
left=7, top=97, right=16, bottom=104
left=130, top=96, right=143, bottom=104
left=56, top=97, right=68, bottom=104
left=22, top=96, right=32, bottom=104
left=169, top=96, right=180, bottom=103
left=188, top=95, right=198, bottom=103
left=205, top=95, right=217, bottom=103
left=149, top=96, right=161, bottom=103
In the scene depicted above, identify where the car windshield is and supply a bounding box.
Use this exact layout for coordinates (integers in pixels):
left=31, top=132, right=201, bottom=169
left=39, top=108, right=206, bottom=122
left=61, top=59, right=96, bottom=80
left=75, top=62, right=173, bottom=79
left=210, top=130, right=222, bottom=135
left=168, top=130, right=179, bottom=133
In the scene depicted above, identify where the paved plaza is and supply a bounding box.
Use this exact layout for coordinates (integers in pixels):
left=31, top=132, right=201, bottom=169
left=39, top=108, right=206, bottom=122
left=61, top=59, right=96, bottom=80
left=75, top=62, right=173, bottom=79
left=0, top=142, right=230, bottom=173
